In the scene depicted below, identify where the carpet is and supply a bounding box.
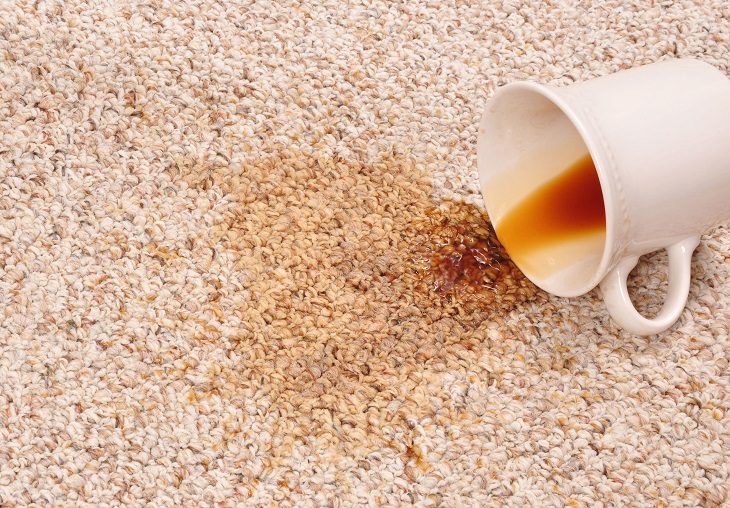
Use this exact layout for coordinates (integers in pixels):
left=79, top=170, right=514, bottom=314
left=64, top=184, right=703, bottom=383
left=1, top=0, right=729, bottom=506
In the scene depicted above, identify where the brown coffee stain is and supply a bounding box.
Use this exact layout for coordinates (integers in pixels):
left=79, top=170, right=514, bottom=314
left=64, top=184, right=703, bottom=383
left=164, top=148, right=547, bottom=491
left=406, top=201, right=539, bottom=316
left=403, top=443, right=431, bottom=472
left=414, top=204, right=507, bottom=293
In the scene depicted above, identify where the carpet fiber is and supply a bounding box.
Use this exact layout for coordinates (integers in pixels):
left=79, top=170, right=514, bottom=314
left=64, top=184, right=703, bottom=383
left=1, top=0, right=729, bottom=506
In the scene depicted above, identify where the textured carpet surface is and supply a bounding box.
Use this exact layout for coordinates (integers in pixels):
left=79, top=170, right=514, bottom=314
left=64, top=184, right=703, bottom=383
left=1, top=0, right=730, bottom=506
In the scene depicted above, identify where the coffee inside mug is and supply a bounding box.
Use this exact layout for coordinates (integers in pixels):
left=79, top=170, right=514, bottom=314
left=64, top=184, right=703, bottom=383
left=478, top=87, right=609, bottom=297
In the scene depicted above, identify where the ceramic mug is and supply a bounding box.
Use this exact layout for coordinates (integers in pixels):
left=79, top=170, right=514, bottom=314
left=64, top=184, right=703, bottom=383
left=476, top=58, right=730, bottom=335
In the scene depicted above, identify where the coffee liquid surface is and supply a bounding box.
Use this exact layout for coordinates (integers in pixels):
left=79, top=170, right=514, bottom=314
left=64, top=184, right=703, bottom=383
left=494, top=154, right=606, bottom=273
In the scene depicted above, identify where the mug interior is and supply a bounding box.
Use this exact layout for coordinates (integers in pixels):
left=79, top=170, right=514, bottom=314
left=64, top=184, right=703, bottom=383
left=477, top=83, right=609, bottom=297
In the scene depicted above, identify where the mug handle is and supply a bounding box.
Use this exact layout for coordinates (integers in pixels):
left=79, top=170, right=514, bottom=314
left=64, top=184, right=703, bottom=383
left=599, top=235, right=701, bottom=335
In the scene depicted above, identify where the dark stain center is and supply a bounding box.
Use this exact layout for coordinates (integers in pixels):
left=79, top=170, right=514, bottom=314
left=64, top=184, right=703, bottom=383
left=406, top=200, right=540, bottom=316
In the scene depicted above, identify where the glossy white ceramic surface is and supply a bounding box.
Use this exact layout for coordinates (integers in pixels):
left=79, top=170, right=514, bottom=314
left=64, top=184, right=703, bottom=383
left=477, top=58, right=730, bottom=335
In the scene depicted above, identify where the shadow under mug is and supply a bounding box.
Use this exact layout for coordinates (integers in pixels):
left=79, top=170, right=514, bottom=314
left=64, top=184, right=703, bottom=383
left=477, top=58, right=730, bottom=335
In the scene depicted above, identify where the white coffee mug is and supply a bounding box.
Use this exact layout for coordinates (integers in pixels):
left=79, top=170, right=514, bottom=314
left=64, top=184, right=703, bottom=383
left=476, top=58, right=730, bottom=335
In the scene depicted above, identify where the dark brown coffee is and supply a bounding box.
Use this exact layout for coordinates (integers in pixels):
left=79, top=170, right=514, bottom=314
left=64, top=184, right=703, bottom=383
left=494, top=153, right=606, bottom=270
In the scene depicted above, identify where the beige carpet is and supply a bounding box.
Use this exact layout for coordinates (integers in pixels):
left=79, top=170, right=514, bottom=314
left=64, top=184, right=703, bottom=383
left=1, top=0, right=729, bottom=506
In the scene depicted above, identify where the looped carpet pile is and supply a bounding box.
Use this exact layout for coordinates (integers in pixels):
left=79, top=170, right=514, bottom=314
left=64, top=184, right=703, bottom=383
left=0, top=0, right=729, bottom=506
